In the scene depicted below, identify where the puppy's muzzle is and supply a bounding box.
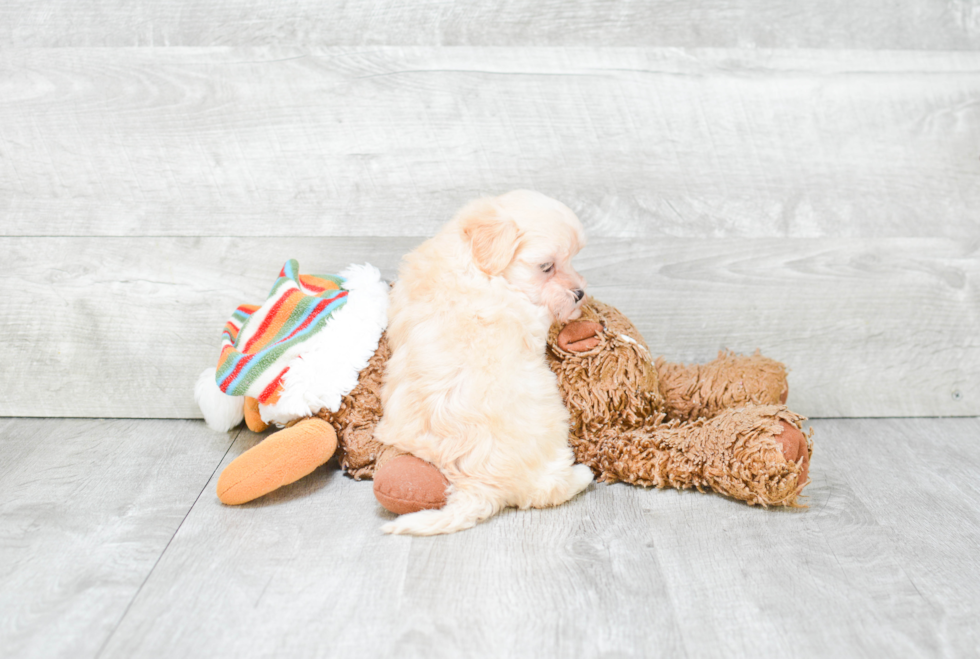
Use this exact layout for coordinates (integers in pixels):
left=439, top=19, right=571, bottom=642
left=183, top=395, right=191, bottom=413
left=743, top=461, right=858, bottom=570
left=572, top=289, right=585, bottom=302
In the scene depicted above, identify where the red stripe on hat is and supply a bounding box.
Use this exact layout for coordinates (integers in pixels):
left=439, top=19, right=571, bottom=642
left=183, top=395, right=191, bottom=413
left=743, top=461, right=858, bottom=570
left=219, top=352, right=253, bottom=391
left=258, top=367, right=289, bottom=404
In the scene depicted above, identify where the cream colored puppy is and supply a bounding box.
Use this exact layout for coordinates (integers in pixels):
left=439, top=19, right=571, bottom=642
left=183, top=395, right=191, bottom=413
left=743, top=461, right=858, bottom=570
left=375, top=190, right=594, bottom=535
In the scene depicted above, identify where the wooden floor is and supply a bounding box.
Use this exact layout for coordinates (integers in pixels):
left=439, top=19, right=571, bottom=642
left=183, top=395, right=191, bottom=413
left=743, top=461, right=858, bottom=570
left=2, top=416, right=978, bottom=658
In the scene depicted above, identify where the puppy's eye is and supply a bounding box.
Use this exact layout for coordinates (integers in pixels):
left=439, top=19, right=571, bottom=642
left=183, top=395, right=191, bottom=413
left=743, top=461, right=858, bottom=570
left=540, top=263, right=554, bottom=273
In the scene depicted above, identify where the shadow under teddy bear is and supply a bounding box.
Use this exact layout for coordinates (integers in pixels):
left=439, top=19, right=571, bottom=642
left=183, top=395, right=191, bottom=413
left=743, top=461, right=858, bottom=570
left=207, top=296, right=810, bottom=513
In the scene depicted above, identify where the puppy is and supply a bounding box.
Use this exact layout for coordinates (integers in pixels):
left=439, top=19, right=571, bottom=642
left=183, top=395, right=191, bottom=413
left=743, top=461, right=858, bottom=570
left=375, top=190, right=594, bottom=535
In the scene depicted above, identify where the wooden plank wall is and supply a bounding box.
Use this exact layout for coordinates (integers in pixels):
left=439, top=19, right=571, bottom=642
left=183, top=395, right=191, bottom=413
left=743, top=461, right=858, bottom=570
left=0, top=3, right=977, bottom=419
left=3, top=1, right=980, bottom=49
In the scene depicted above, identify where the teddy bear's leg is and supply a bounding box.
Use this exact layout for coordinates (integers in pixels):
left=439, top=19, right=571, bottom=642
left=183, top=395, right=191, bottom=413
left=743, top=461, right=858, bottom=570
left=672, top=406, right=810, bottom=505
left=372, top=452, right=450, bottom=515
left=655, top=352, right=789, bottom=422
left=243, top=396, right=268, bottom=433
left=582, top=405, right=811, bottom=506
left=216, top=417, right=338, bottom=505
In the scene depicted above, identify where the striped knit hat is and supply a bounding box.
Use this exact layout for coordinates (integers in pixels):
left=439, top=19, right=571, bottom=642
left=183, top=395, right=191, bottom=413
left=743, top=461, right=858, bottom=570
left=217, top=259, right=349, bottom=404
left=196, top=260, right=389, bottom=431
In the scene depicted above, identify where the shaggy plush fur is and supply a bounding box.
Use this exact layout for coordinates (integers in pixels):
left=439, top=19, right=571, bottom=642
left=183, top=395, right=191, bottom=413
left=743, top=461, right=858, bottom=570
left=310, top=333, right=405, bottom=479
left=656, top=352, right=789, bottom=423
left=548, top=298, right=811, bottom=507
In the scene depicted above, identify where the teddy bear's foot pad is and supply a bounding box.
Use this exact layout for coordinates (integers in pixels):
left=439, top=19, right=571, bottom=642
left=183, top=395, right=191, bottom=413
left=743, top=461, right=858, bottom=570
left=775, top=420, right=809, bottom=485
left=374, top=455, right=449, bottom=515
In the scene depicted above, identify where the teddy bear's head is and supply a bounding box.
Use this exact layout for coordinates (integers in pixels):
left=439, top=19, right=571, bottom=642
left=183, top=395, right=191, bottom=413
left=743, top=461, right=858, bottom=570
left=547, top=298, right=666, bottom=438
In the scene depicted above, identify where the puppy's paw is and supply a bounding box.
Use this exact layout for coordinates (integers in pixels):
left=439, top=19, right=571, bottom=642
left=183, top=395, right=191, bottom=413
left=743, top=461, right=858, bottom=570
left=527, top=464, right=594, bottom=509
left=381, top=509, right=443, bottom=535
left=570, top=463, right=594, bottom=496
left=381, top=490, right=498, bottom=535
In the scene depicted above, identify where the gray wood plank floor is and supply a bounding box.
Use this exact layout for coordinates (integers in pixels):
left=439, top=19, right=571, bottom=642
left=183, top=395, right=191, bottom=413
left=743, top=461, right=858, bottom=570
left=0, top=418, right=236, bottom=659
left=2, top=417, right=978, bottom=659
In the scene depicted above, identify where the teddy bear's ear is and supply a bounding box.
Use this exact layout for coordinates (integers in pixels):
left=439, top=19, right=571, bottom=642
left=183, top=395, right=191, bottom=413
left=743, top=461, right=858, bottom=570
left=458, top=201, right=521, bottom=276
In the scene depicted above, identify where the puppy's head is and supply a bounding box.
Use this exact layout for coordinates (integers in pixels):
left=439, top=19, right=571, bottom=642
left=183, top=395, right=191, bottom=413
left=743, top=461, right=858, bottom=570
left=456, top=190, right=587, bottom=322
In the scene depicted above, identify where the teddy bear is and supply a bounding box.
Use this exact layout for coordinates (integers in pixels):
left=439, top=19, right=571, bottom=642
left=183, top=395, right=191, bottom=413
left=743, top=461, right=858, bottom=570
left=541, top=297, right=811, bottom=506
left=197, top=260, right=810, bottom=511
left=371, top=297, right=811, bottom=512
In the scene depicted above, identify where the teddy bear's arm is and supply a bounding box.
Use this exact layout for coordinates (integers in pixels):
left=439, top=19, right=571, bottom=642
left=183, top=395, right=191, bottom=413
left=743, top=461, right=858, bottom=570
left=655, top=352, right=789, bottom=422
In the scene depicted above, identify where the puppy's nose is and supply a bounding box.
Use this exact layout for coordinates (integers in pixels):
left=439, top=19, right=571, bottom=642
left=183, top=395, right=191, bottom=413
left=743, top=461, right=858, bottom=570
left=572, top=289, right=585, bottom=302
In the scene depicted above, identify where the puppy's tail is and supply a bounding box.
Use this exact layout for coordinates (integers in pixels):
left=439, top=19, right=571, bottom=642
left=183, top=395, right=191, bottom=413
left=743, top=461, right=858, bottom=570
left=381, top=488, right=500, bottom=536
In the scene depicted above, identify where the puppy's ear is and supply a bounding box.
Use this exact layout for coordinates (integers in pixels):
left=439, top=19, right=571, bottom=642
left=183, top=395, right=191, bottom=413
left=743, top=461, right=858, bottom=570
left=460, top=205, right=520, bottom=276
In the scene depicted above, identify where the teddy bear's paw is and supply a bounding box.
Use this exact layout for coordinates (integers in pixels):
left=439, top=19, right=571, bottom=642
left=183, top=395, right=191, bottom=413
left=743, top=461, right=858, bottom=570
left=774, top=420, right=809, bottom=486
left=557, top=320, right=603, bottom=352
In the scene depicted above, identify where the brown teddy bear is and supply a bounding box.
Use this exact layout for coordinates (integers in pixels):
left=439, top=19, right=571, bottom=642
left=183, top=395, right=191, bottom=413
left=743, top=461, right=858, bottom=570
left=543, top=298, right=810, bottom=507
left=372, top=297, right=811, bottom=511
left=207, top=291, right=810, bottom=511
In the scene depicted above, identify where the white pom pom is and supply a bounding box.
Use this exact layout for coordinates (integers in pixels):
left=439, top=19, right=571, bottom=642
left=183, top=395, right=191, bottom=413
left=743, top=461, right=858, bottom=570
left=194, top=367, right=244, bottom=432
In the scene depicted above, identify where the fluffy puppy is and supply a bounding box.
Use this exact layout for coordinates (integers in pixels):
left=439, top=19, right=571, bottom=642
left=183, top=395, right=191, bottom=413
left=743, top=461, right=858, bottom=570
left=375, top=190, right=594, bottom=535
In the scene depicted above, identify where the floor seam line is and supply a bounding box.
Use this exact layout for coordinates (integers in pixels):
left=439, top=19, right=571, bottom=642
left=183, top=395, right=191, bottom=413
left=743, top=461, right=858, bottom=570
left=93, top=424, right=241, bottom=659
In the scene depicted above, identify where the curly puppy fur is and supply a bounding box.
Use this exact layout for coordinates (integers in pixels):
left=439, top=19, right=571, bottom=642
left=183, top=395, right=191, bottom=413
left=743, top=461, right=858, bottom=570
left=375, top=190, right=595, bottom=535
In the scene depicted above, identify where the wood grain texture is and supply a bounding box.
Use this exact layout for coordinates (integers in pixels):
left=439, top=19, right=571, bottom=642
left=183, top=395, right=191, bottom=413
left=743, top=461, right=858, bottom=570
left=0, top=236, right=421, bottom=419
left=2, top=1, right=980, bottom=49
left=636, top=418, right=980, bottom=658
left=818, top=417, right=980, bottom=656
left=0, top=236, right=975, bottom=419
left=1, top=47, right=978, bottom=238
left=0, top=417, right=235, bottom=659
left=87, top=417, right=979, bottom=658
left=592, top=237, right=980, bottom=419
left=99, top=428, right=687, bottom=659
